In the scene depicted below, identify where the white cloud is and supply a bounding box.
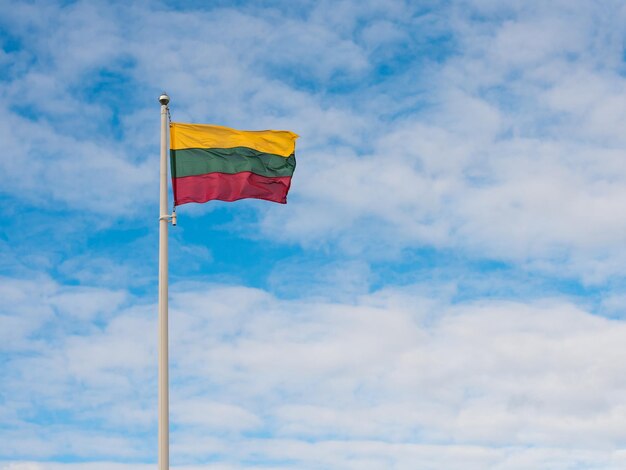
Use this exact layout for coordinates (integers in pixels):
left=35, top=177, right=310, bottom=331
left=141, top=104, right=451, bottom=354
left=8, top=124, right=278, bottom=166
left=255, top=0, right=626, bottom=280
left=3, top=276, right=626, bottom=467
left=0, top=107, right=156, bottom=214
left=172, top=400, right=261, bottom=432
left=4, top=0, right=626, bottom=278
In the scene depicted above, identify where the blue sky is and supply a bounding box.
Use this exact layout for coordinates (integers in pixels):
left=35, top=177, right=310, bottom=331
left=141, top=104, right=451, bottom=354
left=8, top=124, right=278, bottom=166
left=3, top=0, right=626, bottom=468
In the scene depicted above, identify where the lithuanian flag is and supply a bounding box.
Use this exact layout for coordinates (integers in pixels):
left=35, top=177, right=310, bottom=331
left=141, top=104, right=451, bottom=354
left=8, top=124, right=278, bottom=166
left=170, top=123, right=298, bottom=206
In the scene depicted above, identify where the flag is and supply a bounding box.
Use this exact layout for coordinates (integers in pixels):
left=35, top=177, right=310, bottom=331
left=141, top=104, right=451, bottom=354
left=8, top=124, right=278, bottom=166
left=170, top=122, right=298, bottom=206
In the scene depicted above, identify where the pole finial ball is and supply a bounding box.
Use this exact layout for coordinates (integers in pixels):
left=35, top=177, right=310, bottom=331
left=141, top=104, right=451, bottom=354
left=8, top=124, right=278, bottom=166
left=159, top=93, right=170, bottom=105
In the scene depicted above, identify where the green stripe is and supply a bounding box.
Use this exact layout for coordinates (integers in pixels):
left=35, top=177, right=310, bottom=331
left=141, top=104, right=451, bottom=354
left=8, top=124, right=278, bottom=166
left=170, top=147, right=296, bottom=179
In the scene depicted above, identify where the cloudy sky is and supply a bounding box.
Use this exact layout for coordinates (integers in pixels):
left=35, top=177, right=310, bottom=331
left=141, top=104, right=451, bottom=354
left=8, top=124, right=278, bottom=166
left=2, top=0, right=626, bottom=468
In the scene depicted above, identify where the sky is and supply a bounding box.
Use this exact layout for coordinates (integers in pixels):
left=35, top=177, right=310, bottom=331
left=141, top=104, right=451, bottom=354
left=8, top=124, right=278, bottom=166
left=2, top=0, right=626, bottom=468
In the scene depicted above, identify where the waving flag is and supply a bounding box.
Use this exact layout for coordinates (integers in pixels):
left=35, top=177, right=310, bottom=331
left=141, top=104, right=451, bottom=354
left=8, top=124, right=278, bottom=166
left=170, top=122, right=298, bottom=205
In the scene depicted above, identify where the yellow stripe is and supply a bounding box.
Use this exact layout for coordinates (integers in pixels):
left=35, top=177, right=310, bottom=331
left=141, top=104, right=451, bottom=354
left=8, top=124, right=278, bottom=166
left=170, top=122, right=298, bottom=157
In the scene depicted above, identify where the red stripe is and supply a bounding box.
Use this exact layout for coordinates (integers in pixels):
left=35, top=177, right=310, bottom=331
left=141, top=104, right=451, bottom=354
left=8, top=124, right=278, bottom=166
left=173, top=172, right=292, bottom=205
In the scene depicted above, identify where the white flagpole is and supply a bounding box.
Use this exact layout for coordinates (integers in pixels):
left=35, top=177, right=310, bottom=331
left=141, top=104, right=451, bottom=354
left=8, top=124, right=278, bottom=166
left=158, top=92, right=171, bottom=470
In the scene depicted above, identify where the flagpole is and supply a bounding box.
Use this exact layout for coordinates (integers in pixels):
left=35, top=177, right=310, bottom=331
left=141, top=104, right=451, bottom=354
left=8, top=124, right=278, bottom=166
left=158, top=92, right=170, bottom=470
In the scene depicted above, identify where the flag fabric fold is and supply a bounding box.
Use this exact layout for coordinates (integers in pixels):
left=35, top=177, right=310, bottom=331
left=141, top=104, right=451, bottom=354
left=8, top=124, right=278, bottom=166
left=170, top=122, right=298, bottom=206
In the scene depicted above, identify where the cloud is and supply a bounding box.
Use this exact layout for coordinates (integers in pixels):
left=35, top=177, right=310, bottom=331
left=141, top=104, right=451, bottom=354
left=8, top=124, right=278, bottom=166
left=257, top=0, right=626, bottom=281
left=5, top=0, right=626, bottom=279
left=3, top=276, right=626, bottom=467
